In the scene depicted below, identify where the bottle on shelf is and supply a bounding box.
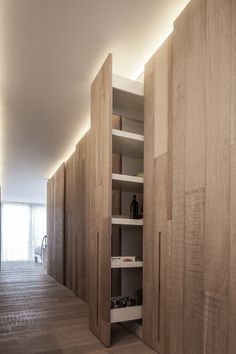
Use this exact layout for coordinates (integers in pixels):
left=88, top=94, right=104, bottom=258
left=130, top=195, right=139, bottom=219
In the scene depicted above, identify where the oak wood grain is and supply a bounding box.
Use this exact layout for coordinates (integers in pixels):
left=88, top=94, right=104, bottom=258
left=170, top=1, right=233, bottom=353
left=89, top=54, right=112, bottom=347
left=171, top=7, right=187, bottom=352
left=143, top=35, right=172, bottom=353
left=143, top=56, right=155, bottom=348
left=65, top=153, right=77, bottom=293
left=204, top=1, right=231, bottom=352
left=76, top=130, right=90, bottom=304
left=47, top=163, right=65, bottom=285
left=184, top=189, right=205, bottom=354
left=229, top=3, right=236, bottom=352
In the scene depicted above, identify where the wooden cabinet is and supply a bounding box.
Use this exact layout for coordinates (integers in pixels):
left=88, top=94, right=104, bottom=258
left=64, top=132, right=90, bottom=304
left=48, top=132, right=90, bottom=304
left=76, top=131, right=90, bottom=304
left=65, top=151, right=77, bottom=293
left=143, top=35, right=173, bottom=353
left=143, top=2, right=236, bottom=353
left=89, top=54, right=144, bottom=347
left=170, top=0, right=235, bottom=353
left=47, top=163, right=65, bottom=285
left=89, top=54, right=112, bottom=347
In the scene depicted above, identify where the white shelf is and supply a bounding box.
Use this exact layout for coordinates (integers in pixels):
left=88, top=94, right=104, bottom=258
left=111, top=261, right=143, bottom=269
left=111, top=305, right=142, bottom=324
left=112, top=75, right=144, bottom=122
left=112, top=173, right=143, bottom=193
left=112, top=74, right=144, bottom=96
left=112, top=129, right=144, bottom=159
left=112, top=217, right=143, bottom=226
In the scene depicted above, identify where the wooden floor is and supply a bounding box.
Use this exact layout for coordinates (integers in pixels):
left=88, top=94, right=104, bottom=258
left=0, top=262, right=156, bottom=354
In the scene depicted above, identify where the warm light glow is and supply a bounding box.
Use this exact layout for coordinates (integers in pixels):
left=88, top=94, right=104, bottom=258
left=48, top=0, right=191, bottom=179
left=132, top=28, right=173, bottom=81
left=129, top=0, right=191, bottom=80
left=48, top=117, right=90, bottom=179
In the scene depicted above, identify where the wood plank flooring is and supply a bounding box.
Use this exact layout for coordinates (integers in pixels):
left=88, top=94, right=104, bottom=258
left=0, top=262, right=156, bottom=354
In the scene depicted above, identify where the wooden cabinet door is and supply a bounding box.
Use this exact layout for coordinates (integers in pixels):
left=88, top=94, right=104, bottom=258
left=89, top=54, right=112, bottom=347
left=143, top=35, right=172, bottom=354
left=47, top=163, right=65, bottom=285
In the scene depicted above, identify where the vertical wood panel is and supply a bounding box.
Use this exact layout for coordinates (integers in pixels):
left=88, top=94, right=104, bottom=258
left=229, top=3, right=236, bottom=352
left=64, top=157, right=70, bottom=289
left=229, top=146, right=236, bottom=354
left=184, top=189, right=205, bottom=354
left=154, top=40, right=170, bottom=158
left=143, top=35, right=172, bottom=353
left=171, top=1, right=206, bottom=352
left=63, top=132, right=90, bottom=304
left=55, top=164, right=66, bottom=284
left=184, top=0, right=206, bottom=193
left=89, top=54, right=112, bottom=347
left=47, top=163, right=65, bottom=285
left=76, top=130, right=90, bottom=304
left=143, top=56, right=155, bottom=348
left=231, top=0, right=236, bottom=146
left=154, top=154, right=168, bottom=354
left=65, top=152, right=78, bottom=294
left=65, top=154, right=74, bottom=291
left=171, top=6, right=187, bottom=352
left=204, top=1, right=231, bottom=353
left=171, top=0, right=233, bottom=353
left=175, top=2, right=206, bottom=354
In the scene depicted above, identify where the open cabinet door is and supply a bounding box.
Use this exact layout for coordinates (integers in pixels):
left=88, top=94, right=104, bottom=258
left=89, top=54, right=112, bottom=347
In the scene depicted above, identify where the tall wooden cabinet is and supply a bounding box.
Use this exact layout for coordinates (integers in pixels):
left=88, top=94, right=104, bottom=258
left=89, top=54, right=112, bottom=347
left=89, top=54, right=144, bottom=347
left=143, top=1, right=236, bottom=352
left=170, top=0, right=235, bottom=353
left=64, top=131, right=90, bottom=304
left=76, top=131, right=90, bottom=304
left=65, top=152, right=77, bottom=292
left=47, top=163, right=65, bottom=285
left=143, top=35, right=173, bottom=354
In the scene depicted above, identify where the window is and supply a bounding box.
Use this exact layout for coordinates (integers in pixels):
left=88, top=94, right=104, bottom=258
left=1, top=202, right=46, bottom=261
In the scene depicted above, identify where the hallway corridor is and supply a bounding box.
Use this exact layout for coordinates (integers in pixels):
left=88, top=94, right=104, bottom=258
left=0, top=262, right=156, bottom=354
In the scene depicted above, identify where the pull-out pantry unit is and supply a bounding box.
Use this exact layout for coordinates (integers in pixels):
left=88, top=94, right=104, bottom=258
left=89, top=54, right=144, bottom=347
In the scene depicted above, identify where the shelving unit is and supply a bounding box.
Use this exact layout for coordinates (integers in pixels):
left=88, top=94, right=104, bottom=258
left=111, top=70, right=144, bottom=339
left=89, top=54, right=144, bottom=347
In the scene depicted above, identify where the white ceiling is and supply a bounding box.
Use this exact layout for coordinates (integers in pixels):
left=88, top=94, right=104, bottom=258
left=0, top=0, right=190, bottom=204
